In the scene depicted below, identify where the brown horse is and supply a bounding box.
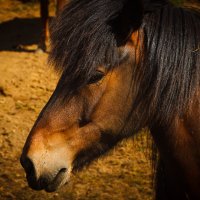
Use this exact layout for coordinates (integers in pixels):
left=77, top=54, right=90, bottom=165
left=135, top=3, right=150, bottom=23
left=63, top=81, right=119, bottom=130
left=38, top=0, right=67, bottom=51
left=20, top=0, right=200, bottom=199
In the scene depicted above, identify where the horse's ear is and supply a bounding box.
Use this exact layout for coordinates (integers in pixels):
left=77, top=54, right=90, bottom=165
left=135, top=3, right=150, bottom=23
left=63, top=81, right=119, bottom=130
left=110, top=0, right=144, bottom=46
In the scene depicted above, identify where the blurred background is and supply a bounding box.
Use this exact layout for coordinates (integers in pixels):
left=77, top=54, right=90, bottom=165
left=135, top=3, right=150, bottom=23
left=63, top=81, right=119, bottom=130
left=0, top=0, right=199, bottom=199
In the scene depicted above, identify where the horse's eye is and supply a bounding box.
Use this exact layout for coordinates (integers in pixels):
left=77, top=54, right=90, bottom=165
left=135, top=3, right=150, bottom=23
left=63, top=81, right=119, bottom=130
left=88, top=71, right=105, bottom=84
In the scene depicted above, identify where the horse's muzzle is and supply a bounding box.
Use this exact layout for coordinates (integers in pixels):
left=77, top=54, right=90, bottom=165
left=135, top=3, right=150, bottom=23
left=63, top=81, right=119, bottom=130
left=20, top=155, right=70, bottom=192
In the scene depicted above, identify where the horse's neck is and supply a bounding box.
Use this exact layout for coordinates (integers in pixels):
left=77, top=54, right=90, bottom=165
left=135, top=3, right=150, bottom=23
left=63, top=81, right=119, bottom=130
left=150, top=89, right=200, bottom=200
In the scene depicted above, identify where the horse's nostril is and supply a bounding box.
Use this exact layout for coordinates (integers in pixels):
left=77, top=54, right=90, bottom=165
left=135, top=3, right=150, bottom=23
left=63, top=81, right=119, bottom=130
left=20, top=156, right=35, bottom=176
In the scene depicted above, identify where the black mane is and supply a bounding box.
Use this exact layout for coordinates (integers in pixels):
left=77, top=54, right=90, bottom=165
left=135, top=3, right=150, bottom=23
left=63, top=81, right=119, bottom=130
left=50, top=0, right=123, bottom=91
left=137, top=4, right=200, bottom=126
left=50, top=0, right=200, bottom=126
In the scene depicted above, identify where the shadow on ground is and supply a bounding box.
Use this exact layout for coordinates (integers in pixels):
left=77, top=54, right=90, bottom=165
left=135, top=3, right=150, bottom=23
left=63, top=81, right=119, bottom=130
left=0, top=17, right=42, bottom=51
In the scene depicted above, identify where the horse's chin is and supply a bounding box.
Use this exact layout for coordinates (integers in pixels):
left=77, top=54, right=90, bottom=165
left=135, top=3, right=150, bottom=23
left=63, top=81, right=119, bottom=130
left=44, top=168, right=72, bottom=193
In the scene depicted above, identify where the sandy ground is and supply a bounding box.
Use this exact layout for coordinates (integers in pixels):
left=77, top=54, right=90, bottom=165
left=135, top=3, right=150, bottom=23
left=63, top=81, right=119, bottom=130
left=3, top=0, right=199, bottom=199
